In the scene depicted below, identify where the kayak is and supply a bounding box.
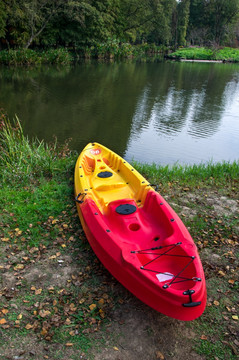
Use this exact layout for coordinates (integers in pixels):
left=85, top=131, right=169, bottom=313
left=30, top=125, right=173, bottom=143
left=74, top=142, right=207, bottom=320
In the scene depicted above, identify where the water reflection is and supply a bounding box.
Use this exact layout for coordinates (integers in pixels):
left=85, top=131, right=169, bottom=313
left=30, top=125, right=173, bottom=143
left=0, top=61, right=239, bottom=165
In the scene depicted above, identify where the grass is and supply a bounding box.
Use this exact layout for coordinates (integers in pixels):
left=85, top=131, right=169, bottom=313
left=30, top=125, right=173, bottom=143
left=0, top=110, right=75, bottom=184
left=0, top=42, right=166, bottom=65
left=133, top=160, right=239, bottom=189
left=0, top=115, right=238, bottom=359
left=168, top=46, right=239, bottom=62
left=0, top=48, right=73, bottom=65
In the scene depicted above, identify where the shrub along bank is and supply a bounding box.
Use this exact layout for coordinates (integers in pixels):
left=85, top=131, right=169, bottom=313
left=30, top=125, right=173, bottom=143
left=0, top=114, right=238, bottom=359
left=168, top=47, right=239, bottom=62
left=1, top=45, right=239, bottom=65
left=0, top=42, right=166, bottom=65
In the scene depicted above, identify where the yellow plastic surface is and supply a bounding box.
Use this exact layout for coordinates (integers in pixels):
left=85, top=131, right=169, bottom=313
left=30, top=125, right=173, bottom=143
left=74, top=142, right=152, bottom=214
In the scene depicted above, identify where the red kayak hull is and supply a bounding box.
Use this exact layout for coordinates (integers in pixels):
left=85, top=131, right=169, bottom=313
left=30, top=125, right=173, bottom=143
left=76, top=191, right=206, bottom=321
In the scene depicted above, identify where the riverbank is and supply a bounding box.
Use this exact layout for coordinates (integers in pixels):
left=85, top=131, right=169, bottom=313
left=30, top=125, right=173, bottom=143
left=0, top=43, right=166, bottom=65
left=0, top=116, right=239, bottom=359
left=1, top=46, right=239, bottom=65
left=167, top=47, right=239, bottom=63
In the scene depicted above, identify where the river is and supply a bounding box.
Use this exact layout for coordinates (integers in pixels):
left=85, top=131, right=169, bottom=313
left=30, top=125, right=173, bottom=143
left=0, top=60, right=239, bottom=165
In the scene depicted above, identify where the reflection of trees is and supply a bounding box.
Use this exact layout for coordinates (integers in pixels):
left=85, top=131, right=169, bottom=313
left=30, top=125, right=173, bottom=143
left=130, top=62, right=239, bottom=139
left=1, top=61, right=239, bottom=159
left=0, top=62, right=149, bottom=156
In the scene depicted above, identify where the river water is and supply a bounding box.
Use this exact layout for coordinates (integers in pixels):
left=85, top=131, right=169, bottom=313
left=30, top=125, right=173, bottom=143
left=0, top=61, right=239, bottom=165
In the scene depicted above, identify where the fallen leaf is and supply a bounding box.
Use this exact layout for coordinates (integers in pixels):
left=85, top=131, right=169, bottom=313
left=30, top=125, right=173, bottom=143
left=1, top=309, right=8, bottom=315
left=29, top=247, right=39, bottom=254
left=113, top=347, right=119, bottom=351
left=89, top=304, right=96, bottom=311
left=14, top=264, right=24, bottom=270
left=1, top=237, right=9, bottom=242
left=213, top=300, right=220, bottom=306
left=39, top=310, right=51, bottom=318
left=41, top=327, right=48, bottom=336
left=99, top=309, right=105, bottom=319
left=35, top=288, right=42, bottom=295
left=200, top=334, right=207, bottom=340
left=218, top=271, right=226, bottom=277
left=17, top=314, right=22, bottom=320
left=228, top=279, right=235, bottom=284
left=69, top=303, right=77, bottom=312
left=65, top=343, right=73, bottom=347
left=0, top=318, right=7, bottom=325
left=98, top=298, right=105, bottom=307
left=232, top=315, right=238, bottom=321
left=156, top=350, right=165, bottom=359
left=25, top=323, right=33, bottom=329
left=65, top=318, right=71, bottom=325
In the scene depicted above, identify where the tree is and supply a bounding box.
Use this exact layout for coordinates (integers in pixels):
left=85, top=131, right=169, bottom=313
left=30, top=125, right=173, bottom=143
left=0, top=1, right=7, bottom=38
left=173, top=0, right=190, bottom=47
left=205, top=0, right=239, bottom=46
left=146, top=0, right=177, bottom=45
left=22, top=0, right=66, bottom=48
left=188, top=0, right=239, bottom=46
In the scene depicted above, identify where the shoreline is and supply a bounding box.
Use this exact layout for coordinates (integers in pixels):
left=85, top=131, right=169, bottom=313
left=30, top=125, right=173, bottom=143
left=177, top=59, right=224, bottom=63
left=1, top=46, right=239, bottom=65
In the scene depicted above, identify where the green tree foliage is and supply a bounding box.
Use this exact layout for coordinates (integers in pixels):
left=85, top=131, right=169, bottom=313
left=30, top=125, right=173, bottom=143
left=1, top=0, right=239, bottom=50
left=176, top=0, right=190, bottom=46
left=146, top=0, right=177, bottom=45
left=0, top=1, right=7, bottom=38
left=188, top=0, right=239, bottom=46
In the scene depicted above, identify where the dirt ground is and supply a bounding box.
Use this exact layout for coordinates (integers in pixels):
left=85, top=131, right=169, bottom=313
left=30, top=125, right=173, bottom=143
left=1, top=191, right=239, bottom=360
left=90, top=285, right=205, bottom=360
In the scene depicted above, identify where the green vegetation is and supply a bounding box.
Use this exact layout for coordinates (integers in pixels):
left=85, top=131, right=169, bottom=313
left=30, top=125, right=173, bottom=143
left=0, top=111, right=74, bottom=183
left=216, top=47, right=239, bottom=62
left=0, top=116, right=238, bottom=359
left=168, top=47, right=239, bottom=62
left=133, top=160, right=239, bottom=188
left=0, top=1, right=239, bottom=62
left=0, top=48, right=73, bottom=65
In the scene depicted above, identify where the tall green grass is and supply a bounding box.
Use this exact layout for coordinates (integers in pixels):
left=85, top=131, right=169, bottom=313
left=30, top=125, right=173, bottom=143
left=168, top=47, right=214, bottom=60
left=168, top=47, right=239, bottom=62
left=0, top=111, right=75, bottom=183
left=133, top=161, right=239, bottom=187
left=0, top=48, right=73, bottom=65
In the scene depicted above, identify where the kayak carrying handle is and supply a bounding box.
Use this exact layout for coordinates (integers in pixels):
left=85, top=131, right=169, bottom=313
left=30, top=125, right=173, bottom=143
left=150, top=184, right=159, bottom=191
left=182, top=289, right=201, bottom=307
left=75, top=192, right=86, bottom=204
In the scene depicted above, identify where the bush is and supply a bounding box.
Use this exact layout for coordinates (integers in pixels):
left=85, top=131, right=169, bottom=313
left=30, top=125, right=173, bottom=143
left=169, top=47, right=214, bottom=60
left=215, top=47, right=239, bottom=62
left=0, top=48, right=73, bottom=65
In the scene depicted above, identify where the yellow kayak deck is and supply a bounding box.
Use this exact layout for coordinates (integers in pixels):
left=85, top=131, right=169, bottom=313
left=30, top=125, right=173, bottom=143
left=74, top=142, right=153, bottom=213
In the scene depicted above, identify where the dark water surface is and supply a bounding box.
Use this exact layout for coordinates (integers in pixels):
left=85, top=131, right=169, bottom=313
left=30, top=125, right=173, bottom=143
left=0, top=61, right=239, bottom=165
